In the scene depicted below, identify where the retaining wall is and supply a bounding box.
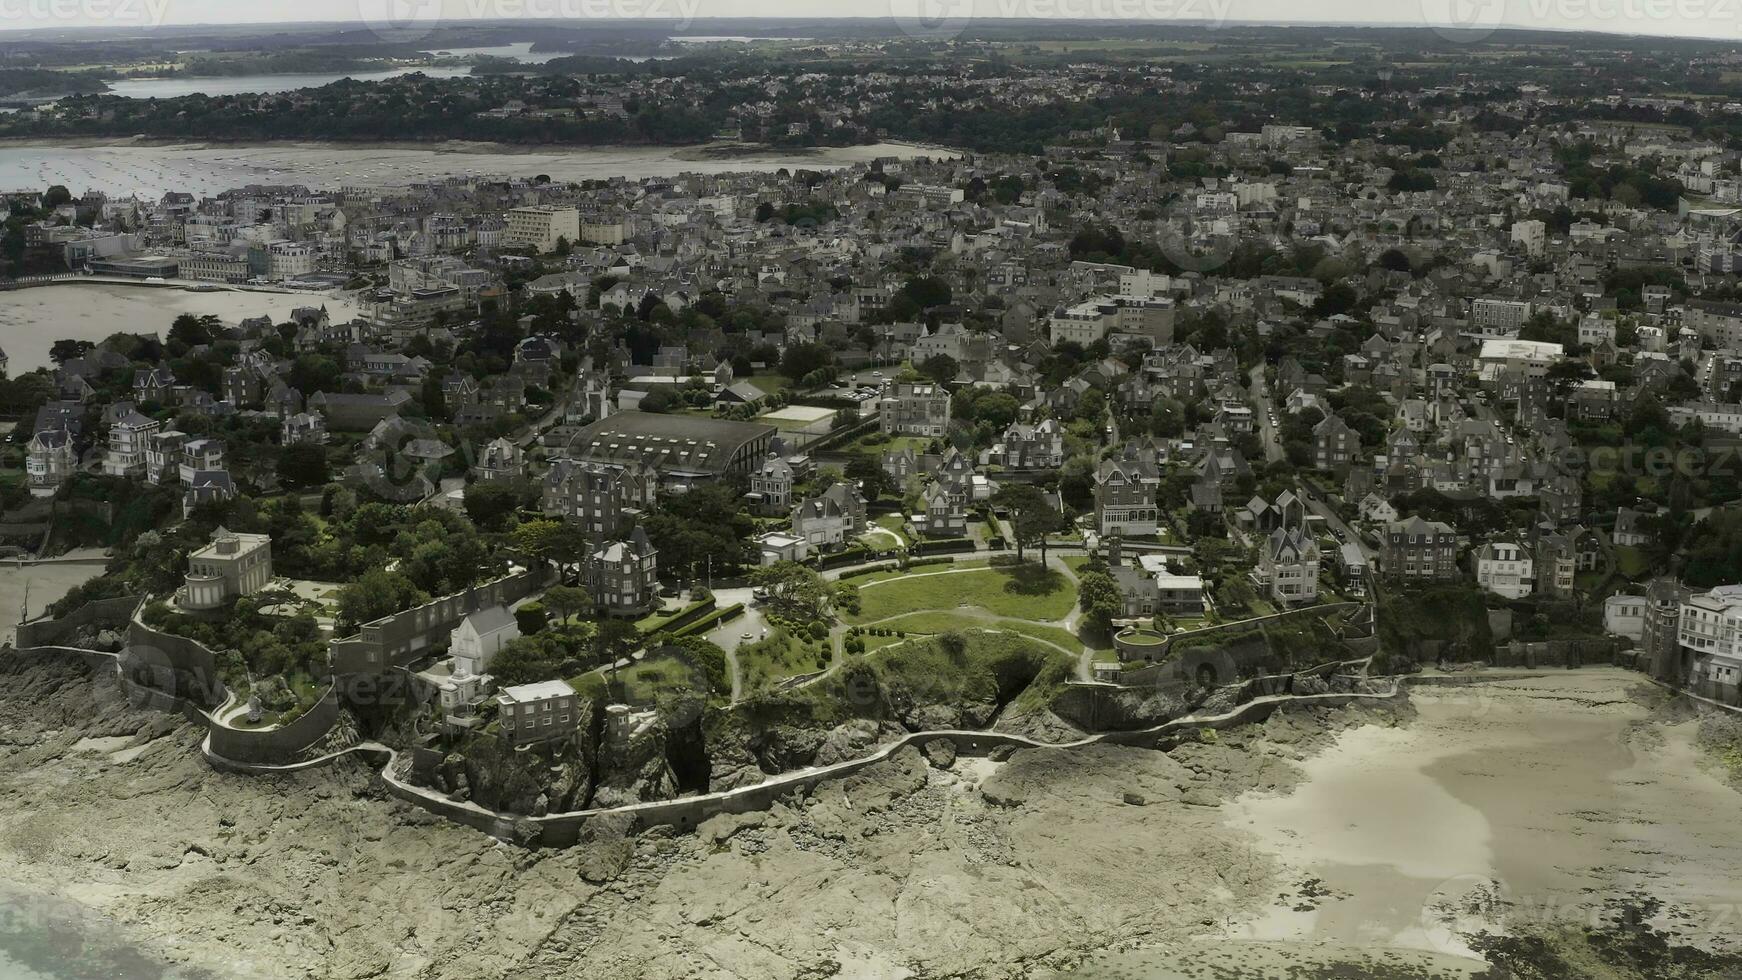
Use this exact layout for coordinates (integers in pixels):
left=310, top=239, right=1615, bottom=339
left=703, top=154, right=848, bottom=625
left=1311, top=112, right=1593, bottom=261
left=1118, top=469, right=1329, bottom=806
left=16, top=595, right=142, bottom=649
left=124, top=618, right=229, bottom=707
left=331, top=567, right=551, bottom=676
left=206, top=684, right=343, bottom=764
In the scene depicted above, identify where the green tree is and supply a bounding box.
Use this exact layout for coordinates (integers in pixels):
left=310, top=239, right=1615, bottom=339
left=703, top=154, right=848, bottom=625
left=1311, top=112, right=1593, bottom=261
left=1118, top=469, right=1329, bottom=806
left=750, top=561, right=833, bottom=623
left=543, top=584, right=591, bottom=624
left=335, top=569, right=429, bottom=633
left=277, top=443, right=330, bottom=489
left=1077, top=570, right=1123, bottom=638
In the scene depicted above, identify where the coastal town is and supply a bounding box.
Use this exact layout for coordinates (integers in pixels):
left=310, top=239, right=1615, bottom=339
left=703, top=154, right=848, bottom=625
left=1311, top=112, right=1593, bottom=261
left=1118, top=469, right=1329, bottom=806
left=6, top=19, right=1742, bottom=980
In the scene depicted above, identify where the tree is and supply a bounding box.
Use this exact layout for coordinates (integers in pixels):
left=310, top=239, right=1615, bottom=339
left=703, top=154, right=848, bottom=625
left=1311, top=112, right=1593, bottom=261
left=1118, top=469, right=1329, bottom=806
left=167, top=313, right=218, bottom=350
left=594, top=617, right=642, bottom=690
left=1077, top=570, right=1123, bottom=638
left=779, top=342, right=833, bottom=382
left=48, top=338, right=93, bottom=365
left=750, top=561, right=833, bottom=622
left=335, top=569, right=428, bottom=633
left=845, top=455, right=896, bottom=502
left=992, top=483, right=1066, bottom=563
left=277, top=443, right=330, bottom=489
left=543, top=584, right=591, bottom=624
left=919, top=354, right=959, bottom=385
left=513, top=518, right=590, bottom=579
left=464, top=480, right=522, bottom=531
left=515, top=601, right=549, bottom=635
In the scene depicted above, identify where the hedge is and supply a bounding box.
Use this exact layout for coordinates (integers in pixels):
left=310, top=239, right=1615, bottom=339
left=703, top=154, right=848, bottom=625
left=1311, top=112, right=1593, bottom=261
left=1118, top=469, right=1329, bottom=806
left=674, top=603, right=747, bottom=637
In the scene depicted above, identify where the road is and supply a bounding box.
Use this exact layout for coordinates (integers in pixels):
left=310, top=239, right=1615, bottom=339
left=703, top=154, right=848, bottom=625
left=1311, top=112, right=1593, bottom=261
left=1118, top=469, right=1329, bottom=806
left=1300, top=480, right=1375, bottom=561
left=1247, top=363, right=1286, bottom=464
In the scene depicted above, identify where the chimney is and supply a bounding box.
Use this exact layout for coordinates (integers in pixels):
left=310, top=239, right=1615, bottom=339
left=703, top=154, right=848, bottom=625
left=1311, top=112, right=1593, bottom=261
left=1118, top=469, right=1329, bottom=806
left=1108, top=534, right=1123, bottom=568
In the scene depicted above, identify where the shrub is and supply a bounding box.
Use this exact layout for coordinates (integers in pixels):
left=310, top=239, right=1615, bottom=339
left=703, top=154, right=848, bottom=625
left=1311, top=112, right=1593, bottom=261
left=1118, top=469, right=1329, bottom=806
left=515, top=602, right=548, bottom=635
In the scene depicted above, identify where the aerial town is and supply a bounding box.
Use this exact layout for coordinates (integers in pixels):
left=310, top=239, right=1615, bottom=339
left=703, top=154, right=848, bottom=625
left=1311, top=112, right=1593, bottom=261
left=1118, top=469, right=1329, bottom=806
left=7, top=19, right=1742, bottom=980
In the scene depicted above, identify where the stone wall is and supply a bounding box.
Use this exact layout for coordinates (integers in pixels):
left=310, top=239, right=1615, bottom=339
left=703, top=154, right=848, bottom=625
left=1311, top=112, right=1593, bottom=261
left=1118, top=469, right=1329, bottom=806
left=206, top=685, right=344, bottom=764
left=1491, top=637, right=1620, bottom=669
left=124, top=618, right=230, bottom=708
left=16, top=595, right=142, bottom=649
left=331, top=568, right=550, bottom=676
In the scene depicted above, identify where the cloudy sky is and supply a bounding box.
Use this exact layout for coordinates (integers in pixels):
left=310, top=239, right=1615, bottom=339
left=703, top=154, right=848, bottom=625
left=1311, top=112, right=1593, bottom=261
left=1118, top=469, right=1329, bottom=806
left=8, top=0, right=1742, bottom=41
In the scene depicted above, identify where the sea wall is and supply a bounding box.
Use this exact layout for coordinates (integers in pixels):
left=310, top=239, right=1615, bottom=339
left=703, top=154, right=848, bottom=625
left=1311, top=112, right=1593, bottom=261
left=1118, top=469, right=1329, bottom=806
left=15, top=595, right=141, bottom=649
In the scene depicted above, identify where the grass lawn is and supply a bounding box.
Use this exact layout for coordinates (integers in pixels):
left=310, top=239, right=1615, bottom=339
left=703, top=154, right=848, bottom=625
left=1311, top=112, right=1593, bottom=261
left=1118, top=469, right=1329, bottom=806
left=738, top=628, right=831, bottom=693
left=857, top=630, right=923, bottom=654
left=872, top=611, right=1079, bottom=650
left=746, top=373, right=789, bottom=395
left=635, top=597, right=709, bottom=634
left=617, top=655, right=710, bottom=702
left=860, top=526, right=906, bottom=550
left=1615, top=546, right=1650, bottom=579
left=849, top=563, right=1076, bottom=625
left=839, top=432, right=933, bottom=457
left=1062, top=555, right=1098, bottom=576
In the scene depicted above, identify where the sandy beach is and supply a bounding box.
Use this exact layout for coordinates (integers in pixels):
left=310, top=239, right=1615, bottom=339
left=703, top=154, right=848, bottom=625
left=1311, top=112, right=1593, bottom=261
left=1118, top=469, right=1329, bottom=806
left=1220, top=670, right=1742, bottom=965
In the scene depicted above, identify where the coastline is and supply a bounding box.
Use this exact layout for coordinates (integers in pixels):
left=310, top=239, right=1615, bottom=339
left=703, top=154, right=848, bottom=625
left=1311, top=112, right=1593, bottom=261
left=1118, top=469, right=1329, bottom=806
left=0, top=651, right=1405, bottom=980
left=0, top=135, right=962, bottom=159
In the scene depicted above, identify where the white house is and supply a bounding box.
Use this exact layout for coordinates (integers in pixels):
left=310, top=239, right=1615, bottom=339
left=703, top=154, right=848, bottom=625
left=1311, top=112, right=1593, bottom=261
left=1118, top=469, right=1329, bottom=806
left=1603, top=593, right=1646, bottom=641
left=1475, top=541, right=1534, bottom=600
left=449, top=605, right=521, bottom=678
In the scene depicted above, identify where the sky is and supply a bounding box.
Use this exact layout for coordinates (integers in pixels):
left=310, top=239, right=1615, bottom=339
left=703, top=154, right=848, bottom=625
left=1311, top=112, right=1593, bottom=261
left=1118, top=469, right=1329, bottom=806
left=8, top=0, right=1742, bottom=42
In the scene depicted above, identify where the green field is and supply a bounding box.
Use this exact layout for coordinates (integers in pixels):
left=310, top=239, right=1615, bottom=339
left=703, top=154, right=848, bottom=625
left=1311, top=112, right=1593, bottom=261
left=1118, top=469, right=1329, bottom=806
left=873, top=611, right=1083, bottom=654
left=737, top=628, right=831, bottom=693
left=849, top=563, right=1076, bottom=625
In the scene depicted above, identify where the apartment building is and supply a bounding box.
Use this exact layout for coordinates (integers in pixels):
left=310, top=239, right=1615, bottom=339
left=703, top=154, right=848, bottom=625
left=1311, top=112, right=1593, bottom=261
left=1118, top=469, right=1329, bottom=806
left=1381, top=515, right=1460, bottom=582
left=878, top=381, right=951, bottom=437
left=504, top=205, right=580, bottom=253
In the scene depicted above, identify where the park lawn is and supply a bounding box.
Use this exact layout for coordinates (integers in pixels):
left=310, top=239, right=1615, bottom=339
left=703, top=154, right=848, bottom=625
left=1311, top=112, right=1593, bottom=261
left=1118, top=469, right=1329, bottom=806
left=616, top=655, right=711, bottom=703
left=738, top=629, right=831, bottom=693
left=1062, top=555, right=1098, bottom=576
left=859, top=631, right=920, bottom=654
left=850, top=564, right=1076, bottom=624
left=874, top=611, right=1086, bottom=654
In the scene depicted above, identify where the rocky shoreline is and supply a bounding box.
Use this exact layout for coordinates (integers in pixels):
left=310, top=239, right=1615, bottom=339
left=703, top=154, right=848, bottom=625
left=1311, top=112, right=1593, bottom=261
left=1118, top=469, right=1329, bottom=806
left=0, top=652, right=1409, bottom=979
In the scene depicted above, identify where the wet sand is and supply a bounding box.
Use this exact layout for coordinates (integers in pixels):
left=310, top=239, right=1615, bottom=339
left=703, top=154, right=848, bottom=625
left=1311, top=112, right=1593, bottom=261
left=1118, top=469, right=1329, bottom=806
left=0, top=139, right=955, bottom=198
left=0, top=283, right=359, bottom=374
left=1220, top=670, right=1742, bottom=965
left=0, top=556, right=107, bottom=645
